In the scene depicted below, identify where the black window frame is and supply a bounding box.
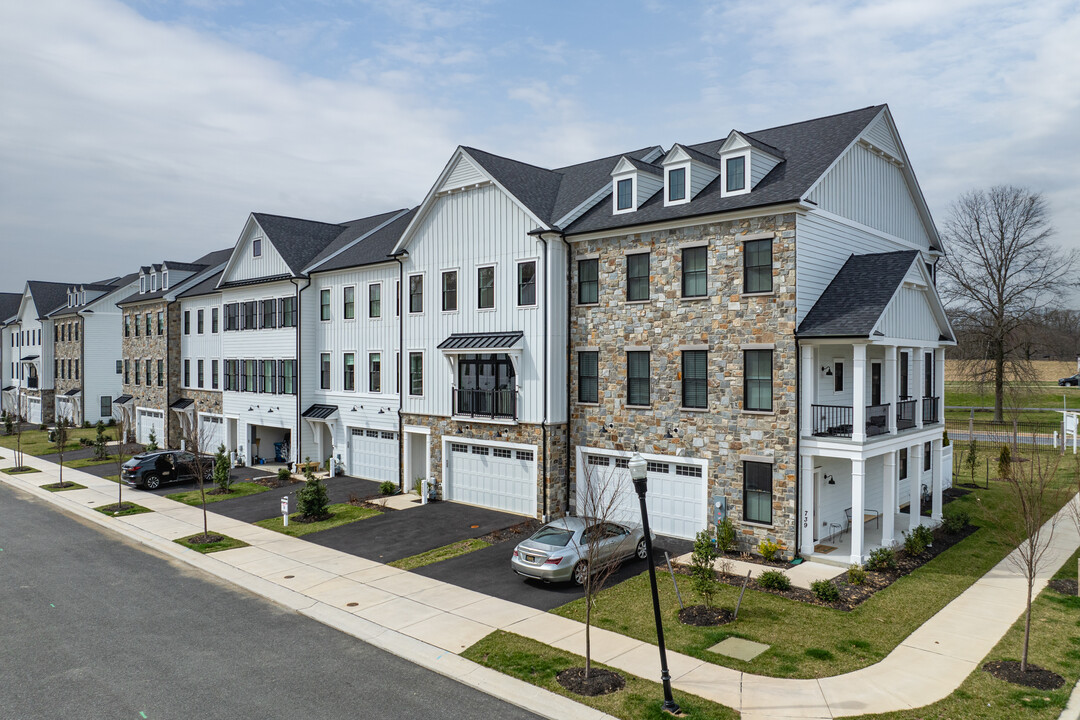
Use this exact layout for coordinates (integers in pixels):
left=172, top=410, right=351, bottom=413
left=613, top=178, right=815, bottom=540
left=833, top=361, right=845, bottom=393
left=369, top=283, right=382, bottom=318
left=261, top=299, right=277, bottom=329
left=668, top=167, right=686, bottom=201
left=157, top=359, right=164, bottom=388
left=578, top=258, right=599, bottom=305
left=726, top=155, right=746, bottom=192
left=320, top=289, right=331, bottom=321
left=744, top=238, right=773, bottom=294
left=252, top=238, right=262, bottom=257
left=743, top=461, right=773, bottom=524
left=477, top=266, right=495, bottom=309
left=744, top=349, right=773, bottom=412
left=517, top=260, right=536, bottom=307
left=899, top=448, right=908, bottom=479
left=616, top=178, right=633, bottom=210
left=924, top=442, right=932, bottom=471
left=682, top=350, right=708, bottom=409
left=197, top=309, right=204, bottom=334
left=320, top=353, right=330, bottom=390
left=626, top=351, right=650, bottom=407
left=281, top=297, right=297, bottom=328
left=343, top=352, right=355, bottom=391
left=369, top=352, right=381, bottom=393
left=441, top=271, right=457, bottom=312
left=408, top=352, right=423, bottom=396
left=210, top=308, right=218, bottom=334
left=343, top=286, right=355, bottom=320
left=682, top=246, right=707, bottom=298
left=626, top=253, right=650, bottom=302
left=578, top=351, right=598, bottom=404
left=408, top=275, right=423, bottom=314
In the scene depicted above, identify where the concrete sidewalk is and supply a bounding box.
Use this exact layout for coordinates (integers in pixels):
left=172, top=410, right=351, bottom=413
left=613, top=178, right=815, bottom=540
left=4, top=449, right=1078, bottom=720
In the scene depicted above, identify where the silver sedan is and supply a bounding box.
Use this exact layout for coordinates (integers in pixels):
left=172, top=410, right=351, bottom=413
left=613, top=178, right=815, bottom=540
left=511, top=516, right=652, bottom=585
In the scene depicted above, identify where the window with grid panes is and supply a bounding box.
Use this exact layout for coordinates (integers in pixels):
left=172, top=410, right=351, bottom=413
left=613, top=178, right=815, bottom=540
left=320, top=289, right=330, bottom=321
left=627, top=351, right=650, bottom=406
left=441, top=271, right=457, bottom=311
left=744, top=239, right=772, bottom=293
left=369, top=283, right=382, bottom=318
left=343, top=286, right=355, bottom=320
left=409, top=275, right=423, bottom=313
left=517, top=261, right=536, bottom=306
left=578, top=259, right=598, bottom=304
left=343, top=353, right=355, bottom=391
left=682, top=246, right=707, bottom=297
left=627, top=253, right=649, bottom=301
left=578, top=351, right=598, bottom=403
left=743, top=461, right=772, bottom=524
left=320, top=353, right=330, bottom=390
left=744, top=349, right=772, bottom=411
left=409, top=352, right=423, bottom=396
left=369, top=353, right=381, bottom=392
left=478, top=267, right=494, bottom=309
left=682, top=350, right=707, bottom=409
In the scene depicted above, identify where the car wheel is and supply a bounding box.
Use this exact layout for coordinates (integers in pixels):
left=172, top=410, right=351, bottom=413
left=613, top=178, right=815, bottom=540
left=635, top=538, right=649, bottom=560
left=572, top=560, right=589, bottom=586
left=143, top=475, right=161, bottom=490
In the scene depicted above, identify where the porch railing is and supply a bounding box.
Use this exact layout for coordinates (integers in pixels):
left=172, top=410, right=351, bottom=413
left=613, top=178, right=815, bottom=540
left=866, top=403, right=890, bottom=436
left=897, top=399, right=917, bottom=430
left=453, top=388, right=516, bottom=421
left=922, top=396, right=940, bottom=424
left=812, top=404, right=852, bottom=437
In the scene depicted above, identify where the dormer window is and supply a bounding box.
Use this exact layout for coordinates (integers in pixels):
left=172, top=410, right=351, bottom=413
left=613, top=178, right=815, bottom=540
left=726, top=156, right=746, bottom=192
left=617, top=179, right=633, bottom=211
left=668, top=168, right=686, bottom=202
left=162, top=271, right=168, bottom=290
left=140, top=276, right=147, bottom=294
left=253, top=238, right=263, bottom=257
left=151, top=274, right=157, bottom=292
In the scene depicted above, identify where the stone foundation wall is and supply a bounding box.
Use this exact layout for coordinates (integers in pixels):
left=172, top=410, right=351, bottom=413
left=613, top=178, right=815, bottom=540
left=569, top=213, right=799, bottom=558
left=400, top=413, right=569, bottom=519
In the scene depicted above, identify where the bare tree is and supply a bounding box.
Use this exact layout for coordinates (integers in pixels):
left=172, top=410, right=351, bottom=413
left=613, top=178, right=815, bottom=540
left=52, top=418, right=70, bottom=488
left=182, top=419, right=217, bottom=540
left=108, top=413, right=134, bottom=511
left=939, top=186, right=1078, bottom=421
left=573, top=463, right=631, bottom=679
left=1000, top=451, right=1066, bottom=672
left=13, top=405, right=26, bottom=471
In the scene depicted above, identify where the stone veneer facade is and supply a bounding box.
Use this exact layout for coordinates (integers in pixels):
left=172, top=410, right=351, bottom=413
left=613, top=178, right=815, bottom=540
left=400, top=414, right=569, bottom=519
left=569, top=212, right=799, bottom=558
left=176, top=388, right=223, bottom=451
left=120, top=299, right=181, bottom=446
left=53, top=315, right=83, bottom=424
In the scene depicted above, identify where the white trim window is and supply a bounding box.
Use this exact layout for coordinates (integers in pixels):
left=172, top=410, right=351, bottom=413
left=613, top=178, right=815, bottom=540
left=343, top=286, right=355, bottom=320
left=252, top=238, right=262, bottom=257
left=368, top=283, right=381, bottom=319
left=614, top=176, right=634, bottom=213
left=666, top=166, right=688, bottom=205
left=320, top=289, right=331, bottom=321
left=441, top=270, right=458, bottom=312
left=408, top=352, right=423, bottom=396
left=408, top=275, right=423, bottom=314
left=320, top=353, right=331, bottom=390
left=516, top=260, right=536, bottom=307
left=343, top=353, right=355, bottom=391
left=722, top=153, right=750, bottom=197
left=369, top=352, right=381, bottom=393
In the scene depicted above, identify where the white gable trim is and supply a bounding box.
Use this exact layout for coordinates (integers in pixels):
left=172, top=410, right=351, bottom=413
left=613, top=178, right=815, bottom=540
left=393, top=147, right=549, bottom=255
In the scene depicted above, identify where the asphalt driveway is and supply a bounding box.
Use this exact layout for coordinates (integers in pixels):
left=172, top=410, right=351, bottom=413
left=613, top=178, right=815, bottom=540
left=207, top=475, right=381, bottom=523
left=413, top=532, right=694, bottom=611
left=305, top=500, right=527, bottom=564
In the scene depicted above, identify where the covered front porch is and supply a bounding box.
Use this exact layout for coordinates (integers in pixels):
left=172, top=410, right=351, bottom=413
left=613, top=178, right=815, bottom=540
left=807, top=511, right=938, bottom=568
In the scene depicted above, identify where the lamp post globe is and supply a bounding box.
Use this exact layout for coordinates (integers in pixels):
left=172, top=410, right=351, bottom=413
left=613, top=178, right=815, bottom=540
left=629, top=451, right=680, bottom=715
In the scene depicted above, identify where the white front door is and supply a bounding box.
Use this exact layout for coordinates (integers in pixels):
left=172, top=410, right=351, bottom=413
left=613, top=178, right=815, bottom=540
left=445, top=440, right=536, bottom=516
left=576, top=450, right=707, bottom=540
left=136, top=409, right=164, bottom=446
left=349, top=428, right=398, bottom=483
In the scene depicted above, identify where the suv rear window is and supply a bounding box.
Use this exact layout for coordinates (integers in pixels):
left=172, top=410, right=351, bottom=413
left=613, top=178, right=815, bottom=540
left=530, top=526, right=574, bottom=547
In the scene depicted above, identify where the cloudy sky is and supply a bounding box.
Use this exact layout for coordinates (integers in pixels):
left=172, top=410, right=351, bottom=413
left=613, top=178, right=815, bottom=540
left=1, top=0, right=1077, bottom=291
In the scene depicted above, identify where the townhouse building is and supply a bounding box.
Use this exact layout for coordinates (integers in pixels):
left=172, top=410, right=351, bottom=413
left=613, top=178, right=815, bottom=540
left=115, top=252, right=230, bottom=446
left=175, top=266, right=228, bottom=453
left=46, top=275, right=140, bottom=425
left=1, top=292, right=23, bottom=416
left=7, top=281, right=81, bottom=424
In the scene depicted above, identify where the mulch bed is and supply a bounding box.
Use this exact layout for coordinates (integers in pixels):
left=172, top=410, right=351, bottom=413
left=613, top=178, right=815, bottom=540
left=555, top=667, right=626, bottom=697
left=185, top=534, right=224, bottom=544
left=688, top=523, right=980, bottom=611
left=347, top=494, right=398, bottom=512
left=1049, top=578, right=1078, bottom=596
left=99, top=502, right=139, bottom=513
left=42, top=481, right=77, bottom=489
left=255, top=475, right=301, bottom=489
left=294, top=512, right=333, bottom=523
left=983, top=660, right=1065, bottom=689
left=480, top=519, right=541, bottom=545
left=678, top=605, right=733, bottom=626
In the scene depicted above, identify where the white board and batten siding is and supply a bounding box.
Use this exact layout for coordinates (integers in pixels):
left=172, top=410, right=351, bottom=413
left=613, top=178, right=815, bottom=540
left=862, top=113, right=902, bottom=158
left=877, top=285, right=942, bottom=342
left=221, top=219, right=292, bottom=285
left=180, top=294, right=223, bottom=389
left=400, top=178, right=563, bottom=425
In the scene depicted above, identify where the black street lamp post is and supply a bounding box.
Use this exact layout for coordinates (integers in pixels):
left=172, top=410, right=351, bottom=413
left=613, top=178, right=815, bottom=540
left=628, top=451, right=680, bottom=715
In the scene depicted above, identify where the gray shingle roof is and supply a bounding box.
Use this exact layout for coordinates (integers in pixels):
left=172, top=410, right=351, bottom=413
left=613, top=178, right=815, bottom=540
left=250, top=213, right=350, bottom=275
left=304, top=209, right=411, bottom=271
left=796, top=251, right=919, bottom=338
left=177, top=269, right=224, bottom=300
left=26, top=281, right=77, bottom=319
left=0, top=292, right=21, bottom=325
left=565, top=105, right=885, bottom=235
left=51, top=271, right=141, bottom=317
left=310, top=208, right=418, bottom=274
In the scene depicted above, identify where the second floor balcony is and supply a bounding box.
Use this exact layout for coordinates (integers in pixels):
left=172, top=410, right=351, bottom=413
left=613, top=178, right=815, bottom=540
left=453, top=388, right=517, bottom=421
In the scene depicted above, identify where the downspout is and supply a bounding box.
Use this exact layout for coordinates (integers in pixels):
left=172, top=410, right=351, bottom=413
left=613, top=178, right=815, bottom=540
left=392, top=252, right=406, bottom=490
left=795, top=336, right=802, bottom=561
left=291, top=276, right=311, bottom=465
left=77, top=310, right=85, bottom=426
left=535, top=232, right=549, bottom=522
left=559, top=233, right=571, bottom=516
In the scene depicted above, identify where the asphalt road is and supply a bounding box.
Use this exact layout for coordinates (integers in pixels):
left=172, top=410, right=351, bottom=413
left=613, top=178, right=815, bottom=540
left=0, top=482, right=541, bottom=720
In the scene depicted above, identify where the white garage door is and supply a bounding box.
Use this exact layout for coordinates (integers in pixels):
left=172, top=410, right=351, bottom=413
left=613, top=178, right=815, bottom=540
left=445, top=441, right=536, bottom=516
left=136, top=408, right=164, bottom=446
left=200, top=414, right=225, bottom=453
left=349, top=428, right=398, bottom=483
left=576, top=450, right=707, bottom=540
left=27, top=397, right=41, bottom=425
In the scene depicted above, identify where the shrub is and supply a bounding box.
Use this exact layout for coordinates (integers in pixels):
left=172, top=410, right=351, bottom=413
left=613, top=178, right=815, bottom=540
left=997, top=444, right=1012, bottom=479
left=903, top=525, right=934, bottom=556
left=942, top=503, right=970, bottom=533
left=214, top=444, right=232, bottom=493
left=108, top=418, right=116, bottom=426
left=39, top=423, right=47, bottom=431
left=145, top=428, right=158, bottom=452
left=811, top=579, right=841, bottom=603
left=83, top=420, right=91, bottom=429
left=276, top=467, right=292, bottom=484
left=757, top=570, right=791, bottom=591
left=847, top=564, right=867, bottom=585
left=716, top=517, right=738, bottom=554
left=296, top=474, right=330, bottom=519
left=689, top=530, right=720, bottom=607
left=866, top=546, right=897, bottom=571
left=942, top=429, right=950, bottom=447
left=379, top=480, right=397, bottom=496
left=758, top=539, right=781, bottom=562
left=3, top=415, right=11, bottom=436
left=93, top=421, right=109, bottom=460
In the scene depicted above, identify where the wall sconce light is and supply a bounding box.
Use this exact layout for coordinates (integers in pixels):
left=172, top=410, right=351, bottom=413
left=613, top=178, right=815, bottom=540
left=378, top=408, right=385, bottom=414
left=664, top=427, right=680, bottom=439
left=267, top=408, right=273, bottom=413
left=455, top=428, right=463, bottom=435
left=495, top=430, right=502, bottom=438
left=351, top=406, right=358, bottom=412
left=826, top=474, right=835, bottom=485
left=821, top=365, right=833, bottom=376
left=247, top=406, right=254, bottom=412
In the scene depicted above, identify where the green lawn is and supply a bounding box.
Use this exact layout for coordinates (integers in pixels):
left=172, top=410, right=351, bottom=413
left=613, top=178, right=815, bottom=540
left=552, top=468, right=1076, bottom=679
left=174, top=533, right=250, bottom=554
left=166, top=482, right=269, bottom=506
left=102, top=474, right=120, bottom=483
left=854, top=550, right=1080, bottom=719
left=2, top=466, right=41, bottom=475
left=463, top=631, right=738, bottom=720
left=0, top=427, right=103, bottom=456
left=94, top=502, right=152, bottom=517
left=43, top=481, right=86, bottom=492
left=389, top=538, right=490, bottom=570
left=945, top=381, right=1080, bottom=411
left=62, top=455, right=119, bottom=469
left=254, top=503, right=381, bottom=537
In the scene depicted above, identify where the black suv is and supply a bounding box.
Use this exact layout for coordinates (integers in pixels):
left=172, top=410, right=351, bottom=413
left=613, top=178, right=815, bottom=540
left=1059, top=373, right=1080, bottom=387
left=121, top=451, right=212, bottom=489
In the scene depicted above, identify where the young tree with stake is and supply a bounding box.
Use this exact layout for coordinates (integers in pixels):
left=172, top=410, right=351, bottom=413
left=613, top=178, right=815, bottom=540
left=108, top=413, right=134, bottom=512
left=52, top=418, right=70, bottom=488
left=182, top=420, right=217, bottom=540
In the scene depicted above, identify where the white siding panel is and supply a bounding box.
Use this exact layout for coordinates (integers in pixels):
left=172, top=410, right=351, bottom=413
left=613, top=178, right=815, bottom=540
left=878, top=286, right=940, bottom=342
left=863, top=114, right=901, bottom=158
left=223, top=222, right=291, bottom=284
left=806, top=144, right=930, bottom=249
left=82, top=311, right=123, bottom=423
left=440, top=155, right=487, bottom=193
left=180, top=294, right=223, bottom=391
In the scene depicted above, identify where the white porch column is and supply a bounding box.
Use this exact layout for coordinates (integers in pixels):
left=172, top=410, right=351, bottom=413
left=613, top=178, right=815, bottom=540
left=885, top=346, right=898, bottom=434
left=935, top=347, right=946, bottom=423
left=931, top=438, right=943, bottom=520
left=800, top=452, right=816, bottom=555
left=851, top=457, right=866, bottom=564
left=852, top=344, right=867, bottom=442
left=913, top=350, right=924, bottom=428
left=883, top=450, right=897, bottom=547
left=909, top=443, right=922, bottom=532
left=801, top=344, right=814, bottom=437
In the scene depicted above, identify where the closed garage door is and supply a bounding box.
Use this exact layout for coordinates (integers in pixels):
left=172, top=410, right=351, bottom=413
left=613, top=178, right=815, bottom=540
left=136, top=408, right=164, bottom=446
left=200, top=414, right=224, bottom=452
left=349, top=428, right=398, bottom=483
left=576, top=450, right=706, bottom=540
left=445, top=441, right=536, bottom=516
left=27, top=397, right=41, bottom=425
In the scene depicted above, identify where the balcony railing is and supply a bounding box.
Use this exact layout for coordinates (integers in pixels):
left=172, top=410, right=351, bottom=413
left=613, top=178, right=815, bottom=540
left=453, top=388, right=516, bottom=421
left=922, top=396, right=940, bottom=424
left=26, top=378, right=39, bottom=389
left=811, top=404, right=891, bottom=438
left=897, top=399, right=917, bottom=430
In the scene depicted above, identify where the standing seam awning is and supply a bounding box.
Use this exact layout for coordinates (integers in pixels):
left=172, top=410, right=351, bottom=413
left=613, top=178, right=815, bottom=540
left=2, top=386, right=14, bottom=392
left=114, top=395, right=134, bottom=405
left=63, top=388, right=81, bottom=397
left=302, top=404, right=338, bottom=420
left=437, top=331, right=524, bottom=351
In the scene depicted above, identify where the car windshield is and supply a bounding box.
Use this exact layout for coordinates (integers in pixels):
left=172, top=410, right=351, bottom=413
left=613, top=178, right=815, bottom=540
left=530, top=525, right=574, bottom=547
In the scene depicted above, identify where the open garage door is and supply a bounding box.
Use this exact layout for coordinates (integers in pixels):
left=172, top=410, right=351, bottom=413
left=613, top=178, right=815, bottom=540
left=576, top=449, right=707, bottom=540
left=349, top=428, right=398, bottom=484
left=445, top=440, right=536, bottom=516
